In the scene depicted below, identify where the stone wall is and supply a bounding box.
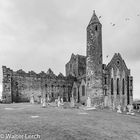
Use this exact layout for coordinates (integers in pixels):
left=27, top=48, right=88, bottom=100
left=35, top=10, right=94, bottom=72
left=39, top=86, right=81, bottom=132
left=2, top=66, right=75, bottom=103
left=65, top=54, right=86, bottom=78
left=106, top=53, right=133, bottom=108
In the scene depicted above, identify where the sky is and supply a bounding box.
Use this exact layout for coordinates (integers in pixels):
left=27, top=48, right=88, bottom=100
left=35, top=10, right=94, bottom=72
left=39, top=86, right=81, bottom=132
left=0, top=0, right=140, bottom=99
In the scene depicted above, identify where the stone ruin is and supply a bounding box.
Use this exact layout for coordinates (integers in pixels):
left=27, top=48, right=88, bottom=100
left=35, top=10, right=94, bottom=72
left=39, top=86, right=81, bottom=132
left=2, top=11, right=133, bottom=112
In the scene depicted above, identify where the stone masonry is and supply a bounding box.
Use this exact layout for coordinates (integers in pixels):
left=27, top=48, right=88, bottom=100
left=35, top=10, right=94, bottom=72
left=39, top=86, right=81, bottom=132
left=86, top=10, right=103, bottom=105
left=2, top=11, right=133, bottom=109
left=2, top=66, right=75, bottom=103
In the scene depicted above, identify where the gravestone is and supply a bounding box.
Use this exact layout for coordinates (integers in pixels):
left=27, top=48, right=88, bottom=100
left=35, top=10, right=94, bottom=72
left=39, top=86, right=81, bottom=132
left=104, top=96, right=108, bottom=107
left=123, top=106, right=126, bottom=112
left=127, top=104, right=135, bottom=115
left=47, top=95, right=50, bottom=103
left=40, top=98, right=43, bottom=104
left=57, top=97, right=61, bottom=107
left=112, top=103, right=115, bottom=110
left=42, top=98, right=46, bottom=108
left=100, top=102, right=104, bottom=109
left=83, top=96, right=97, bottom=110
left=87, top=97, right=91, bottom=108
left=30, top=93, right=34, bottom=104
left=55, top=99, right=58, bottom=106
left=70, top=97, right=75, bottom=108
left=61, top=98, right=63, bottom=103
left=117, top=105, right=122, bottom=113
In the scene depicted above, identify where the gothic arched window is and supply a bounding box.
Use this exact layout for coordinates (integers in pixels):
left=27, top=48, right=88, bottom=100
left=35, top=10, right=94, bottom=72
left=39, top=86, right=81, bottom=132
left=105, top=77, right=107, bottom=84
left=51, top=85, right=54, bottom=91
left=111, top=78, right=114, bottom=95
left=117, top=78, right=120, bottom=95
left=73, top=88, right=76, bottom=96
left=122, top=79, right=125, bottom=95
left=52, top=92, right=54, bottom=98
left=95, top=25, right=98, bottom=31
left=82, top=85, right=85, bottom=96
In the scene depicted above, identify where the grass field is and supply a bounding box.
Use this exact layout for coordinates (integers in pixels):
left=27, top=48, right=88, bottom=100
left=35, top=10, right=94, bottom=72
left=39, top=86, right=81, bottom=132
left=0, top=103, right=140, bottom=140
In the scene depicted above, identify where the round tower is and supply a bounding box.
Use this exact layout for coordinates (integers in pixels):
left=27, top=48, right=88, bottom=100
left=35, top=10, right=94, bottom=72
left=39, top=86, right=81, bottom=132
left=86, top=10, right=103, bottom=105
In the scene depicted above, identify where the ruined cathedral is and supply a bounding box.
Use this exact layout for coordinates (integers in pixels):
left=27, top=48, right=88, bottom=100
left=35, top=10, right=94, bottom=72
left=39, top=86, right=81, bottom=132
left=2, top=11, right=133, bottom=109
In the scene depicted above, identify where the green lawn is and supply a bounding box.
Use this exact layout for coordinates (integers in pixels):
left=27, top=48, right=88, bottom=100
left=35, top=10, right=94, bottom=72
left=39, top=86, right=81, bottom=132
left=0, top=103, right=140, bottom=140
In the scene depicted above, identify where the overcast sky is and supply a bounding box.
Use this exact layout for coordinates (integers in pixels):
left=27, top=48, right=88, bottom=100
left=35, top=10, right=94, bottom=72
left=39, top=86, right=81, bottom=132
left=0, top=0, right=140, bottom=99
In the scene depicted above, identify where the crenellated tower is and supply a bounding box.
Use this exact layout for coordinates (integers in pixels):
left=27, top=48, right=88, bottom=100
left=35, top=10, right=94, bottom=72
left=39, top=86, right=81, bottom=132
left=86, top=10, right=104, bottom=105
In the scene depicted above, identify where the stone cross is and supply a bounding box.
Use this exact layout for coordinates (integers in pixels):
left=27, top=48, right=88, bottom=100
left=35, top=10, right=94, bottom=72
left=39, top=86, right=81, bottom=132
left=117, top=105, right=122, bottom=113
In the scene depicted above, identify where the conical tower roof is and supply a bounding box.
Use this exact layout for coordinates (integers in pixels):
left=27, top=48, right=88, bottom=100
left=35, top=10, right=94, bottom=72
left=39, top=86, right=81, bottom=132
left=88, top=10, right=100, bottom=26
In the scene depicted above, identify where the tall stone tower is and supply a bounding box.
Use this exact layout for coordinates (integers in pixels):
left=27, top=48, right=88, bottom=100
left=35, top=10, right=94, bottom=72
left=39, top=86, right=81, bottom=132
left=86, top=10, right=103, bottom=105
